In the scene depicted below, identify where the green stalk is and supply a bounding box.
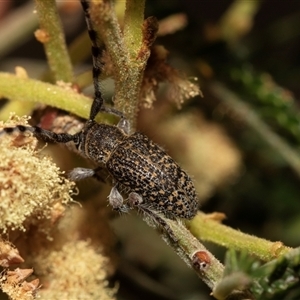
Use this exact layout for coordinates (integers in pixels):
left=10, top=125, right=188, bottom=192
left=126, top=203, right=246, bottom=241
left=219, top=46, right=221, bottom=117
left=0, top=72, right=110, bottom=123
left=34, top=0, right=74, bottom=83
left=89, top=0, right=154, bottom=129
left=123, top=0, right=145, bottom=57
left=140, top=213, right=225, bottom=290
left=188, top=213, right=291, bottom=261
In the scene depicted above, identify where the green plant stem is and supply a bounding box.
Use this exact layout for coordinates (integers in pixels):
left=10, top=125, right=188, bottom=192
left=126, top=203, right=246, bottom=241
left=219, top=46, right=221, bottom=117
left=37, top=31, right=93, bottom=87
left=142, top=214, right=225, bottom=290
left=0, top=100, right=36, bottom=120
left=259, top=247, right=300, bottom=274
left=142, top=214, right=253, bottom=298
left=90, top=0, right=152, bottom=129
left=123, top=0, right=145, bottom=57
left=210, top=82, right=300, bottom=179
left=0, top=72, right=110, bottom=123
left=34, top=0, right=74, bottom=83
left=187, top=213, right=292, bottom=261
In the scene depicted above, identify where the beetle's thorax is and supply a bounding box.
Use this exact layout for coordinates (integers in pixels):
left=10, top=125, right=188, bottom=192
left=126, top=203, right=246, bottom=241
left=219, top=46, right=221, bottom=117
left=79, top=121, right=127, bottom=164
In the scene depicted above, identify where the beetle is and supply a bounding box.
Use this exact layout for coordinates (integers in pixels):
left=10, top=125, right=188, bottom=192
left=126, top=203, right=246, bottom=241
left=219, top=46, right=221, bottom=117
left=1, top=0, right=198, bottom=225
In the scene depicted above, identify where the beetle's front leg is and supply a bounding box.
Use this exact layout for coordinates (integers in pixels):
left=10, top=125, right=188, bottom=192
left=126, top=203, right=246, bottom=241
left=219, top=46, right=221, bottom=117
left=68, top=166, right=109, bottom=183
left=68, top=167, right=96, bottom=181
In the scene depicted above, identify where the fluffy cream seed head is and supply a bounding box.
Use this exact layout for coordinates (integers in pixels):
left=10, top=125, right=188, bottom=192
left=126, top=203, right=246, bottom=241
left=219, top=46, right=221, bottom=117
left=0, top=114, right=76, bottom=233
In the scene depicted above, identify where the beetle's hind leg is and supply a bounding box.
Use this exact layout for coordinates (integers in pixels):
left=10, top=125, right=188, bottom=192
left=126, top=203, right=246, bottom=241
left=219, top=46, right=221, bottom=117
left=128, top=192, right=178, bottom=243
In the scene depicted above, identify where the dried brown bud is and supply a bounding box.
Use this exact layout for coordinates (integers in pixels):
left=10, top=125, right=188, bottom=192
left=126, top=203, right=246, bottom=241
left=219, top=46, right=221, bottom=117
left=0, top=241, right=24, bottom=267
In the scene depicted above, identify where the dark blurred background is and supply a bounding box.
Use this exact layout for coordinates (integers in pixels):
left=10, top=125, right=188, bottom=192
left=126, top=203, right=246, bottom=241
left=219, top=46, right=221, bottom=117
left=1, top=1, right=300, bottom=299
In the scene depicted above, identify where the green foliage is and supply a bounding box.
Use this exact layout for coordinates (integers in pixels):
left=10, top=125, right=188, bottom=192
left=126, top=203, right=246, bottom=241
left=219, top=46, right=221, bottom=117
left=220, top=249, right=300, bottom=299
left=230, top=65, right=300, bottom=146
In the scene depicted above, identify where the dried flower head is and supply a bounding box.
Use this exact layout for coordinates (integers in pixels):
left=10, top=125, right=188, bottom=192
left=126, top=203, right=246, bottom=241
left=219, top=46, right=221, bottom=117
left=0, top=268, right=39, bottom=300
left=34, top=240, right=116, bottom=300
left=0, top=239, right=24, bottom=267
left=0, top=114, right=75, bottom=233
left=141, top=45, right=202, bottom=108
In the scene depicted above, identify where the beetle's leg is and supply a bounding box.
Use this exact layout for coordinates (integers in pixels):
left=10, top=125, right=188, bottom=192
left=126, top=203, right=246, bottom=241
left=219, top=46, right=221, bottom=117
left=116, top=117, right=131, bottom=135
left=108, top=185, right=129, bottom=213
left=68, top=166, right=113, bottom=185
left=69, top=168, right=129, bottom=212
left=68, top=167, right=96, bottom=181
left=81, top=0, right=105, bottom=122
left=128, top=192, right=178, bottom=243
left=1, top=125, right=80, bottom=145
left=128, top=191, right=144, bottom=206
left=81, top=0, right=128, bottom=125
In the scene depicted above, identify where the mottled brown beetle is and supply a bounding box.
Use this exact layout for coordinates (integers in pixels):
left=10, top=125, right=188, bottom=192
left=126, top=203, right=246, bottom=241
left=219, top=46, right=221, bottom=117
left=1, top=0, right=198, bottom=222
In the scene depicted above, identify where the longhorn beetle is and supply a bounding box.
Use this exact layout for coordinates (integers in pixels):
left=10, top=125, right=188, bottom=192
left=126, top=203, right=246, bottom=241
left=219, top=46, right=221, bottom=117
left=1, top=0, right=198, bottom=232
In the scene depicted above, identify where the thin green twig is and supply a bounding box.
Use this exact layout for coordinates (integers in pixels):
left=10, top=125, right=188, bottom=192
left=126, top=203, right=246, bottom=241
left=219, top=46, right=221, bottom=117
left=142, top=213, right=225, bottom=290
left=0, top=72, right=110, bottom=123
left=123, top=0, right=145, bottom=57
left=188, top=212, right=292, bottom=262
left=34, top=0, right=74, bottom=83
left=210, top=81, right=300, bottom=179
left=69, top=31, right=92, bottom=67
left=89, top=0, right=156, bottom=129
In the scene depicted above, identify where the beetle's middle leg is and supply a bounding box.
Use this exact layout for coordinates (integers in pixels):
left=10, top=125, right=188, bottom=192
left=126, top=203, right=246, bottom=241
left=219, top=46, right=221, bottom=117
left=69, top=168, right=129, bottom=213
left=108, top=185, right=129, bottom=213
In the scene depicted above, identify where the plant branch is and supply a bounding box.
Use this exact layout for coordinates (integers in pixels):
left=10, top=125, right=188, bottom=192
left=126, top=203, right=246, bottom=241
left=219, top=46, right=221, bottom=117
left=187, top=212, right=292, bottom=261
left=89, top=0, right=157, bottom=129
left=34, top=0, right=74, bottom=83
left=0, top=72, right=111, bottom=123
left=123, top=0, right=145, bottom=57
left=210, top=81, right=300, bottom=179
left=141, top=213, right=225, bottom=290
left=68, top=31, right=91, bottom=67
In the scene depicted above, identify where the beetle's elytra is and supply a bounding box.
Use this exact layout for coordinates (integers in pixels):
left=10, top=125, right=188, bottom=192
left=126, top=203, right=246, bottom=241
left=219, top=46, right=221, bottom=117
left=78, top=121, right=198, bottom=219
